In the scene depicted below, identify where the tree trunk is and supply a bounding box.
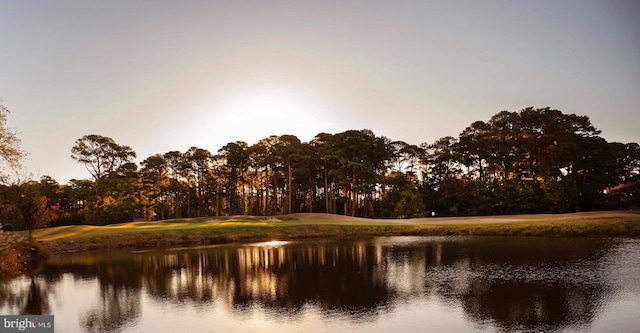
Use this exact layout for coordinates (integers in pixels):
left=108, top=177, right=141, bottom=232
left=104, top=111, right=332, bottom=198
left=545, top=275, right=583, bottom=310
left=350, top=169, right=356, bottom=216
left=216, top=184, right=223, bottom=216
left=264, top=166, right=270, bottom=215
left=272, top=167, right=279, bottom=215
left=324, top=166, right=330, bottom=213
left=307, top=187, right=312, bottom=213
left=287, top=163, right=292, bottom=214
left=241, top=169, right=246, bottom=214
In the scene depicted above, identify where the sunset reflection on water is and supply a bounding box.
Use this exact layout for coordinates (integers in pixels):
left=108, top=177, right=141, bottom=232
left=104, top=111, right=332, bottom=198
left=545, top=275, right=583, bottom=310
left=1, top=237, right=639, bottom=333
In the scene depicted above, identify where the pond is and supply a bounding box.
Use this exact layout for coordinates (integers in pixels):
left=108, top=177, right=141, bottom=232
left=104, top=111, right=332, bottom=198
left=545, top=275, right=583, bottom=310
left=1, top=236, right=639, bottom=332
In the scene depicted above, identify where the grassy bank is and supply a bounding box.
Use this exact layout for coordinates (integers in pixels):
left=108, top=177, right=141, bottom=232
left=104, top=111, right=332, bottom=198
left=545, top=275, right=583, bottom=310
left=31, top=211, right=640, bottom=255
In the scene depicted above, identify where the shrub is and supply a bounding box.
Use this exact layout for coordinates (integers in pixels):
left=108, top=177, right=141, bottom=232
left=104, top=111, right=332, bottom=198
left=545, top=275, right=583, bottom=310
left=0, top=225, right=26, bottom=273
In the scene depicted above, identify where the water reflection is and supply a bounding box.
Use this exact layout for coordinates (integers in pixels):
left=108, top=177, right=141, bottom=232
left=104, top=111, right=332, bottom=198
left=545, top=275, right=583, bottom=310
left=416, top=238, right=617, bottom=332
left=0, top=275, right=53, bottom=316
left=135, top=240, right=394, bottom=317
left=79, top=281, right=140, bottom=333
left=1, top=236, right=638, bottom=332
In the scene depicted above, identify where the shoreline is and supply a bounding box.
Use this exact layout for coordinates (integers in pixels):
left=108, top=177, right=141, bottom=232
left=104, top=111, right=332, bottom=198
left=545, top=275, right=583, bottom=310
left=33, top=211, right=640, bottom=255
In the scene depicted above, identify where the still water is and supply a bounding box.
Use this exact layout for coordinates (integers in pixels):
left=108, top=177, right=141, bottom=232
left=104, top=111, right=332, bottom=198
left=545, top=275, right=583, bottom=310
left=1, top=236, right=639, bottom=332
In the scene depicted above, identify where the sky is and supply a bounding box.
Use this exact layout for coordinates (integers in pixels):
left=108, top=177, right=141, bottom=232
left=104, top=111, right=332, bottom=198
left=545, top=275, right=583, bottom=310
left=1, top=0, right=639, bottom=183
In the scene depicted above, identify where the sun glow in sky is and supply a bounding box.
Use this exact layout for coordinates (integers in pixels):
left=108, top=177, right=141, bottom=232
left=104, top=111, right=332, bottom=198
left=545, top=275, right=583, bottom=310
left=200, top=81, right=341, bottom=144
left=0, top=0, right=639, bottom=183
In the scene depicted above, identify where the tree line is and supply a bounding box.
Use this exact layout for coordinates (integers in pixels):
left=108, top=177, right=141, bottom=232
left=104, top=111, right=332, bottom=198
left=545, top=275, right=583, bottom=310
left=1, top=107, right=639, bottom=231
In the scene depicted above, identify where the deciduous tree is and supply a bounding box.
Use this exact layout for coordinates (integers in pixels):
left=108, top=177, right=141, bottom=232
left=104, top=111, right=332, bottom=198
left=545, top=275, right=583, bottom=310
left=0, top=102, right=25, bottom=181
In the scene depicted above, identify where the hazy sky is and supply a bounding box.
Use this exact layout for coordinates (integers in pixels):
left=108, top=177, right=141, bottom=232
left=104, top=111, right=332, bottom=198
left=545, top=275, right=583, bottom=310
left=1, top=0, right=639, bottom=183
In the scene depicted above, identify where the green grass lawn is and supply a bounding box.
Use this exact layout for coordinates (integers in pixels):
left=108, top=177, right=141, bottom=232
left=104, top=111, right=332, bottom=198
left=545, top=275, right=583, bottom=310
left=31, top=211, right=640, bottom=254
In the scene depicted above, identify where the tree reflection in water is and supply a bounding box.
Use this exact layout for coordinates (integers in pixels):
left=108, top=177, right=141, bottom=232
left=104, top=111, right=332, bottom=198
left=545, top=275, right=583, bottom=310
left=78, top=263, right=142, bottom=333
left=0, top=236, right=627, bottom=332
left=0, top=275, right=52, bottom=316
left=415, top=237, right=615, bottom=332
left=136, top=241, right=394, bottom=318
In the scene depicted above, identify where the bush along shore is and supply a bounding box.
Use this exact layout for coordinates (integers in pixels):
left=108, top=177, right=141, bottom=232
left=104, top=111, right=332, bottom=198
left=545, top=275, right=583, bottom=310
left=24, top=211, right=640, bottom=256
left=0, top=228, right=51, bottom=275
